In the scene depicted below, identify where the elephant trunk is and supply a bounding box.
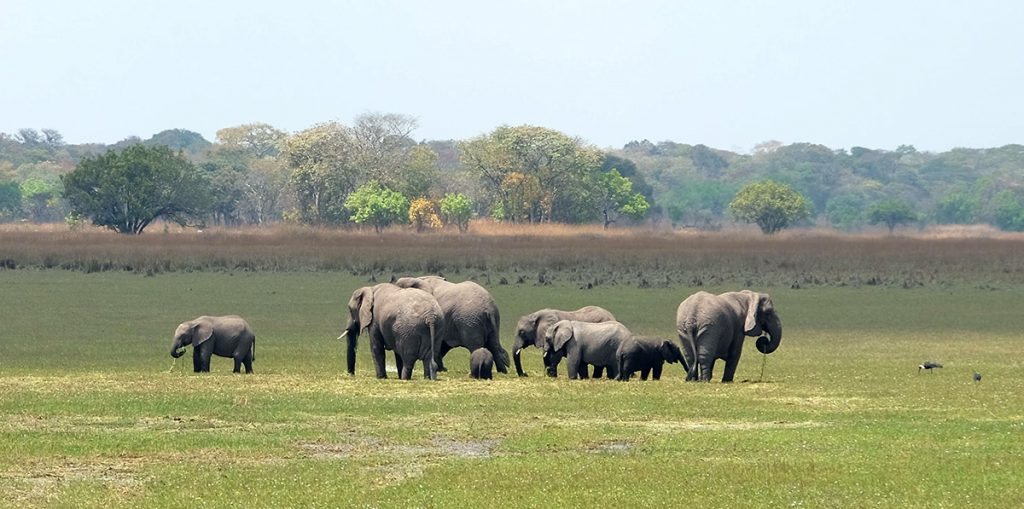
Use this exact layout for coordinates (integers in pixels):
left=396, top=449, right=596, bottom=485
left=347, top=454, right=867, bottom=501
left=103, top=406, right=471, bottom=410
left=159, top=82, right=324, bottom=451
left=512, top=336, right=528, bottom=377
left=755, top=316, right=782, bottom=354
left=345, top=325, right=359, bottom=376
left=170, top=337, right=186, bottom=358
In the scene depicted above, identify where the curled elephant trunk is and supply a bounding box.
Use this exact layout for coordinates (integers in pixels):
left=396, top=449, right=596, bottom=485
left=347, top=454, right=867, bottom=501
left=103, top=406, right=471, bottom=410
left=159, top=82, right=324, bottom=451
left=170, top=347, right=185, bottom=358
left=755, top=317, right=782, bottom=354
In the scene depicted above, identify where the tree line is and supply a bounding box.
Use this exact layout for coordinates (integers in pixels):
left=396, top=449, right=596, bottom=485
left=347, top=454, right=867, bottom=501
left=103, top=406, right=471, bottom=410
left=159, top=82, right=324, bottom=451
left=2, top=116, right=1024, bottom=234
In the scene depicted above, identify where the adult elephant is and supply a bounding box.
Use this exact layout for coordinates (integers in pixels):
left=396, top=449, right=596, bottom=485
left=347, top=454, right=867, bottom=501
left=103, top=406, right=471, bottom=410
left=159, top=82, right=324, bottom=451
left=512, top=306, right=616, bottom=377
left=342, top=283, right=442, bottom=380
left=394, top=276, right=510, bottom=374
left=542, top=320, right=632, bottom=380
left=170, top=315, right=255, bottom=373
left=675, top=290, right=782, bottom=382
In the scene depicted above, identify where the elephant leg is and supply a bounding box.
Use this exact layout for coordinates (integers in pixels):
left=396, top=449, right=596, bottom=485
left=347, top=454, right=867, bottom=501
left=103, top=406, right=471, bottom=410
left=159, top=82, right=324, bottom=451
left=606, top=364, right=618, bottom=380
left=593, top=365, right=604, bottom=379
left=699, top=357, right=714, bottom=382
left=243, top=352, right=253, bottom=374
left=192, top=348, right=203, bottom=373
left=197, top=342, right=214, bottom=372
left=233, top=357, right=242, bottom=373
left=640, top=367, right=650, bottom=381
left=400, top=360, right=414, bottom=380
left=394, top=351, right=405, bottom=377
left=721, top=353, right=741, bottom=383
left=652, top=363, right=663, bottom=380
left=370, top=341, right=388, bottom=379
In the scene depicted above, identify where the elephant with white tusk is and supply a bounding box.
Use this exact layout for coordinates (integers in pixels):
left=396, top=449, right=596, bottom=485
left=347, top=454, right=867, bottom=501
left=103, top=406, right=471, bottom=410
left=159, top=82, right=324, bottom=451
left=675, top=290, right=782, bottom=382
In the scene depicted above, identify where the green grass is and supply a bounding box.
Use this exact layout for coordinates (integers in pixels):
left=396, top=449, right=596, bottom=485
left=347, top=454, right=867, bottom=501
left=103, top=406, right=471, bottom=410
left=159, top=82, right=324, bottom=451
left=1, top=270, right=1023, bottom=508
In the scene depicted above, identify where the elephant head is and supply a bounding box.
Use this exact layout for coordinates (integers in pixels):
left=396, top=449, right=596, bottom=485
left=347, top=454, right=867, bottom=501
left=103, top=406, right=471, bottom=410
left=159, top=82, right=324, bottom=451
left=742, top=291, right=782, bottom=354
left=515, top=312, right=556, bottom=351
left=542, top=321, right=574, bottom=377
left=659, top=339, right=683, bottom=364
left=342, top=286, right=376, bottom=375
left=170, top=319, right=213, bottom=358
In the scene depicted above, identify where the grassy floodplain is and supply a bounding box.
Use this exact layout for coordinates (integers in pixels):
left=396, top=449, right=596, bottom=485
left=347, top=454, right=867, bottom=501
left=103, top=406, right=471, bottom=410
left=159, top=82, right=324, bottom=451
left=1, top=225, right=1023, bottom=508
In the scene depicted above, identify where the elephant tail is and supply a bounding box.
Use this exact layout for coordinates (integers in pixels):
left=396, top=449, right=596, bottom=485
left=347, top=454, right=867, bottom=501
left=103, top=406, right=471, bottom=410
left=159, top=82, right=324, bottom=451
left=677, top=324, right=699, bottom=380
left=428, top=316, right=438, bottom=380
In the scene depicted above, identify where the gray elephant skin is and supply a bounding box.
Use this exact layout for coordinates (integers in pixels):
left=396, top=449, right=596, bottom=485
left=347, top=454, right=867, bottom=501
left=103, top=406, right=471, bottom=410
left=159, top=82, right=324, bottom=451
left=394, top=276, right=510, bottom=374
left=170, top=315, right=256, bottom=373
left=469, top=348, right=494, bottom=380
left=512, top=306, right=616, bottom=377
left=343, top=283, right=442, bottom=380
left=675, top=290, right=782, bottom=382
left=543, top=320, right=632, bottom=380
left=615, top=336, right=683, bottom=381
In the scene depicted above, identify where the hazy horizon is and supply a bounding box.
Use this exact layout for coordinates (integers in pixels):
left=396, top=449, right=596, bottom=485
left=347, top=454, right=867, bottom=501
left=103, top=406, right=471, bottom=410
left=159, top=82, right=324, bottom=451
left=3, top=0, right=1023, bottom=152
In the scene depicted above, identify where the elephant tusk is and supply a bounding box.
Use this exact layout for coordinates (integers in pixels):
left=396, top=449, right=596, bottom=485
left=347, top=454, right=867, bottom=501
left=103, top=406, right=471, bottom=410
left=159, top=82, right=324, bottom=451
left=337, top=334, right=345, bottom=340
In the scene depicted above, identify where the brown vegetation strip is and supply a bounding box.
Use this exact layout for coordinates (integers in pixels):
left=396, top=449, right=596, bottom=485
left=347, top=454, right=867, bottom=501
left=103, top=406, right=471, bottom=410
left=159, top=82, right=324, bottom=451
left=2, top=225, right=1024, bottom=287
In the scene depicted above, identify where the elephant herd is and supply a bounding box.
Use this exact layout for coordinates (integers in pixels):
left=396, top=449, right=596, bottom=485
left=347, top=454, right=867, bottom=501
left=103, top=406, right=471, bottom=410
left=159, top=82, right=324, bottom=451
left=170, top=275, right=783, bottom=382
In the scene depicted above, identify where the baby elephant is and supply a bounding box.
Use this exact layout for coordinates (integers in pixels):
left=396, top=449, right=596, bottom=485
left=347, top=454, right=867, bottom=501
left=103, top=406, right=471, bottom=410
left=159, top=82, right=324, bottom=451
left=616, top=336, right=683, bottom=381
left=470, top=348, right=494, bottom=379
left=170, top=315, right=256, bottom=373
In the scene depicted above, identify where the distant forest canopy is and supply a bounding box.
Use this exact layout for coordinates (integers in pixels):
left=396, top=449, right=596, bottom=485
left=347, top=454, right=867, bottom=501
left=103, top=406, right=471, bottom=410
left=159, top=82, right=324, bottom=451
left=3, top=116, right=1024, bottom=232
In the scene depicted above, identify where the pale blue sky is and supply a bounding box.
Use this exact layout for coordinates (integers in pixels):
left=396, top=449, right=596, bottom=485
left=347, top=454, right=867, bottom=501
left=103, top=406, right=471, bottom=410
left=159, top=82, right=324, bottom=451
left=2, top=0, right=1022, bottom=152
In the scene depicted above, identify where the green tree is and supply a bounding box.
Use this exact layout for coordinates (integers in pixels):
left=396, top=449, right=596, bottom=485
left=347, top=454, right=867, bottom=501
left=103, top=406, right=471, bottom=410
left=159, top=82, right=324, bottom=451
left=281, top=122, right=359, bottom=224
left=0, top=181, right=20, bottom=220
left=460, top=125, right=602, bottom=223
left=933, top=191, right=978, bottom=225
left=19, top=178, right=58, bottom=222
left=439, top=193, right=473, bottom=232
left=596, top=169, right=649, bottom=228
left=62, top=145, right=210, bottom=234
left=867, top=198, right=918, bottom=233
left=343, top=181, right=409, bottom=233
left=144, top=129, right=212, bottom=156
left=825, top=193, right=866, bottom=231
left=729, top=180, right=811, bottom=234
left=663, top=179, right=735, bottom=229
left=990, top=190, right=1024, bottom=231
left=397, top=144, right=439, bottom=199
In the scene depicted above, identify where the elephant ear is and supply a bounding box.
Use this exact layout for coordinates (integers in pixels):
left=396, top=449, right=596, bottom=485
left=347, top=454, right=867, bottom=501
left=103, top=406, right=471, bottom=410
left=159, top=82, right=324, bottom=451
left=532, top=314, right=549, bottom=348
left=192, top=320, right=214, bottom=346
left=744, top=291, right=766, bottom=334
left=552, top=322, right=574, bottom=352
left=348, top=287, right=374, bottom=331
left=660, top=340, right=681, bottom=363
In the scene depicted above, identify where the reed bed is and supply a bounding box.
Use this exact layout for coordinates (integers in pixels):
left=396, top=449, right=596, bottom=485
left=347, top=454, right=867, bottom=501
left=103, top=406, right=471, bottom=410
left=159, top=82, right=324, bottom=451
left=1, top=222, right=1023, bottom=288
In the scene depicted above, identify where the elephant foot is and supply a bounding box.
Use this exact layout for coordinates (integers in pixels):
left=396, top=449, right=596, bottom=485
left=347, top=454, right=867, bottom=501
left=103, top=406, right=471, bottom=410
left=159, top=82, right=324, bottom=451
left=517, top=372, right=529, bottom=378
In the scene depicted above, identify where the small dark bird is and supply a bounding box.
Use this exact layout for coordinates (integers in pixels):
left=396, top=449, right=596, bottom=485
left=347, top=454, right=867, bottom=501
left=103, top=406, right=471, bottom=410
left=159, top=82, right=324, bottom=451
left=918, top=361, right=943, bottom=373
left=973, top=372, right=982, bottom=382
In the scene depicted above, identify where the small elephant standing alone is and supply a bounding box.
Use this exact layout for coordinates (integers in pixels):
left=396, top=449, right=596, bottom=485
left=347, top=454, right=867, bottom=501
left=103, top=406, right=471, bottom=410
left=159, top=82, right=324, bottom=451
left=676, top=290, right=782, bottom=382
left=512, top=306, right=617, bottom=377
left=470, top=348, right=494, bottom=379
left=543, top=320, right=632, bottom=380
left=170, top=315, right=256, bottom=373
left=615, top=336, right=684, bottom=381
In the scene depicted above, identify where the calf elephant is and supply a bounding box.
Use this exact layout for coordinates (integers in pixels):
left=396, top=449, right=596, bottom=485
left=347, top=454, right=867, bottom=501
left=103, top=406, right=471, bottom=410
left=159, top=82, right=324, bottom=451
left=470, top=348, right=494, bottom=380
left=542, top=320, right=632, bottom=380
left=170, top=315, right=255, bottom=373
left=615, top=336, right=684, bottom=381
left=342, top=283, right=442, bottom=380
left=394, top=276, right=510, bottom=374
left=512, top=306, right=616, bottom=377
left=676, top=290, right=782, bottom=382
